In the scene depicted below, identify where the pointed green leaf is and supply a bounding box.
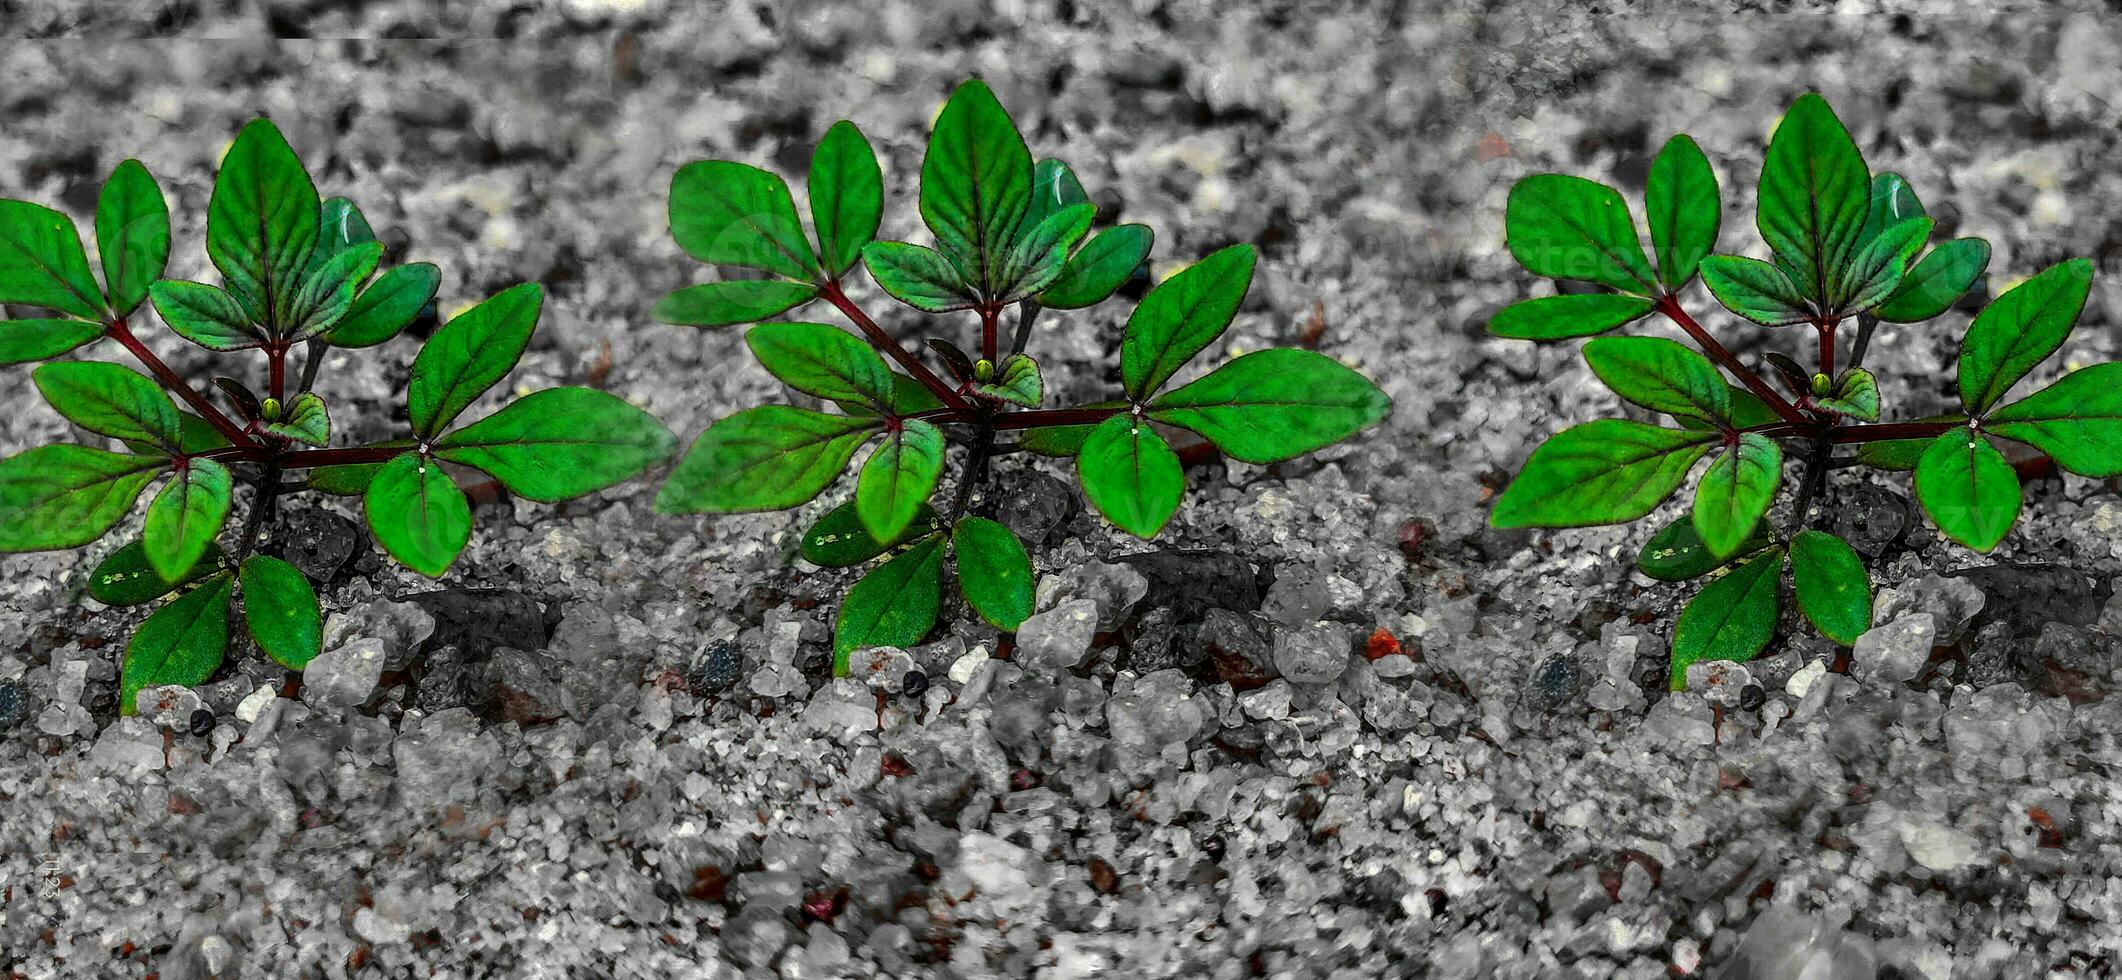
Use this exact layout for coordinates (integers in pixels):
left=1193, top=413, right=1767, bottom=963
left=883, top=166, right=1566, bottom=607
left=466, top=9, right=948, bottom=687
left=953, top=516, right=1034, bottom=630
left=1958, top=259, right=2094, bottom=415
left=1987, top=362, right=2122, bottom=478
left=436, top=387, right=675, bottom=501
left=207, top=119, right=320, bottom=329
left=1700, top=255, right=1811, bottom=326
left=862, top=241, right=977, bottom=314
left=653, top=279, right=818, bottom=327
left=32, top=361, right=182, bottom=449
left=1487, top=293, right=1654, bottom=341
left=408, top=283, right=543, bottom=438
left=920, top=79, right=1034, bottom=296
left=1582, top=336, right=1730, bottom=424
left=120, top=572, right=231, bottom=714
left=143, top=459, right=232, bottom=581
left=833, top=533, right=945, bottom=671
left=89, top=539, right=228, bottom=607
left=1817, top=368, right=1880, bottom=421
left=810, top=120, right=883, bottom=279
left=1914, top=429, right=2020, bottom=552
left=95, top=159, right=170, bottom=316
left=1756, top=93, right=1870, bottom=302
left=326, top=262, right=441, bottom=347
left=0, top=319, right=102, bottom=365
left=656, top=406, right=878, bottom=514
left=312, top=197, right=376, bottom=265
left=1078, top=415, right=1184, bottom=538
left=1668, top=549, right=1783, bottom=690
left=287, top=240, right=382, bottom=339
left=1121, top=244, right=1256, bottom=399
left=974, top=353, right=1042, bottom=408
left=1874, top=238, right=1988, bottom=323
left=1693, top=433, right=1782, bottom=559
left=1491, top=421, right=1716, bottom=529
left=1857, top=172, right=1925, bottom=248
left=1789, top=529, right=1870, bottom=645
left=1843, top=216, right=1931, bottom=311
left=855, top=419, right=945, bottom=542
left=364, top=452, right=472, bottom=577
left=1148, top=348, right=1390, bottom=463
left=1026, top=159, right=1090, bottom=230
left=996, top=202, right=1094, bottom=302
left=149, top=279, right=262, bottom=351
left=1637, top=513, right=1771, bottom=582
left=1039, top=224, right=1152, bottom=310
left=1504, top=174, right=1656, bottom=295
left=0, top=446, right=163, bottom=551
left=669, top=160, right=819, bottom=281
left=745, top=322, right=894, bottom=408
left=1646, top=134, right=1720, bottom=289
left=241, top=555, right=322, bottom=670
left=0, top=199, right=106, bottom=320
left=800, top=500, right=942, bottom=568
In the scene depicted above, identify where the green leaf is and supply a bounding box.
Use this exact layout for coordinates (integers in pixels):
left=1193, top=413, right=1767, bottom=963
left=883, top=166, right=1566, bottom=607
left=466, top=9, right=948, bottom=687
left=975, top=353, right=1042, bottom=407
left=1756, top=93, right=1870, bottom=302
left=920, top=79, right=1033, bottom=296
left=312, top=197, right=376, bottom=265
left=1078, top=415, right=1184, bottom=538
left=1855, top=414, right=1966, bottom=471
left=1039, top=224, right=1152, bottom=310
left=656, top=406, right=878, bottom=514
left=95, top=159, right=170, bottom=316
left=1987, top=362, right=2122, bottom=477
left=120, top=572, right=231, bottom=714
left=833, top=533, right=945, bottom=670
left=0, top=199, right=106, bottom=320
left=207, top=119, right=320, bottom=329
left=1699, top=255, right=1811, bottom=326
left=0, top=318, right=102, bottom=365
left=1727, top=386, right=1780, bottom=428
left=1487, top=293, right=1654, bottom=341
left=1914, top=429, right=2020, bottom=552
left=1843, top=216, right=1931, bottom=311
left=326, top=262, right=441, bottom=347
left=1503, top=174, right=1656, bottom=295
left=434, top=387, right=676, bottom=501
left=1026, top=159, right=1090, bottom=229
left=0, top=446, right=163, bottom=550
left=1788, top=530, right=1870, bottom=646
left=167, top=412, right=233, bottom=455
left=1645, top=134, right=1720, bottom=289
left=861, top=242, right=976, bottom=314
left=1019, top=401, right=1126, bottom=457
left=1668, top=549, right=1783, bottom=690
left=1148, top=348, right=1391, bottom=463
left=1692, top=433, right=1782, bottom=559
left=1637, top=513, right=1771, bottom=582
left=1582, top=336, right=1730, bottom=424
left=996, top=202, right=1095, bottom=302
left=1856, top=173, right=1925, bottom=248
left=364, top=452, right=472, bottom=577
left=32, top=361, right=182, bottom=449
left=855, top=419, right=945, bottom=542
left=1874, top=238, right=1988, bottom=323
left=1817, top=368, right=1879, bottom=421
left=746, top=322, right=893, bottom=408
left=89, top=539, right=228, bottom=607
left=669, top=160, right=819, bottom=281
left=953, top=516, right=1034, bottom=630
left=1121, top=244, right=1257, bottom=399
left=1958, top=259, right=2094, bottom=416
left=809, top=120, right=882, bottom=279
left=800, top=500, right=941, bottom=568
left=142, top=459, right=233, bottom=581
left=149, top=279, right=262, bottom=351
left=263, top=392, right=329, bottom=446
left=288, top=240, right=382, bottom=340
left=241, top=555, right=322, bottom=670
left=408, top=282, right=543, bottom=438
left=1490, top=421, right=1716, bottom=529
left=653, top=279, right=818, bottom=327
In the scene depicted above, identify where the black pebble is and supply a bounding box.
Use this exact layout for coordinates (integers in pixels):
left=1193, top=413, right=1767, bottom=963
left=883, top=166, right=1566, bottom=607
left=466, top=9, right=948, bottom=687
left=1738, top=684, right=1765, bottom=711
left=688, top=643, right=741, bottom=695
left=188, top=709, right=216, bottom=736
left=1201, top=835, right=1226, bottom=861
left=902, top=670, right=928, bottom=698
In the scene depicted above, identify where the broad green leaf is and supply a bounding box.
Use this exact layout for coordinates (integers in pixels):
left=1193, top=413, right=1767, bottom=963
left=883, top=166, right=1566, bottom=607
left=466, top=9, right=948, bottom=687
left=1875, top=238, right=1988, bottom=323
left=1490, top=421, right=1715, bottom=528
left=842, top=372, right=947, bottom=419
left=920, top=79, right=1033, bottom=296
left=1693, top=433, right=1781, bottom=559
left=656, top=406, right=879, bottom=514
left=149, top=279, right=262, bottom=351
left=0, top=319, right=102, bottom=365
left=207, top=119, right=320, bottom=328
left=1637, top=513, right=1771, bottom=582
left=408, top=282, right=543, bottom=438
left=142, top=459, right=232, bottom=581
left=1026, top=159, right=1090, bottom=229
left=996, top=202, right=1095, bottom=302
left=435, top=387, right=676, bottom=501
left=855, top=419, right=945, bottom=541
left=287, top=240, right=382, bottom=339
left=364, top=452, right=472, bottom=577
left=975, top=353, right=1042, bottom=407
left=95, top=159, right=170, bottom=316
left=0, top=446, right=163, bottom=550
left=1040, top=224, right=1152, bottom=310
left=1078, top=415, right=1184, bottom=538
left=1582, top=336, right=1730, bottom=424
left=800, top=500, right=941, bottom=568
left=1987, top=362, right=2122, bottom=477
left=1487, top=293, right=1655, bottom=341
left=88, top=539, right=228, bottom=607
left=1756, top=93, right=1869, bottom=302
left=1843, top=216, right=1931, bottom=310
left=1855, top=414, right=1966, bottom=471
left=809, top=120, right=883, bottom=279
left=1645, top=134, right=1719, bottom=289
left=953, top=516, right=1033, bottom=630
left=653, top=279, right=818, bottom=327
left=1503, top=174, right=1656, bottom=295
left=746, top=322, right=893, bottom=408
left=1958, top=259, right=2093, bottom=415
left=327, top=262, right=441, bottom=347
left=833, top=533, right=945, bottom=670
left=669, top=160, right=818, bottom=281
left=1856, top=172, right=1925, bottom=248
left=1148, top=348, right=1391, bottom=463
left=1121, top=244, right=1257, bottom=399
left=1728, top=386, right=1781, bottom=428
left=0, top=199, right=106, bottom=320
left=1700, top=255, right=1811, bottom=326
left=166, top=412, right=233, bottom=455
left=241, top=555, right=322, bottom=670
left=1914, top=429, right=2019, bottom=552
left=1668, top=549, right=1782, bottom=690
left=1817, top=368, right=1879, bottom=421
left=1789, top=529, right=1870, bottom=645
left=862, top=241, right=976, bottom=313
left=120, top=573, right=231, bottom=714
left=312, top=197, right=376, bottom=265
left=1019, top=401, right=1127, bottom=458
left=263, top=391, right=330, bottom=446
left=32, top=361, right=181, bottom=449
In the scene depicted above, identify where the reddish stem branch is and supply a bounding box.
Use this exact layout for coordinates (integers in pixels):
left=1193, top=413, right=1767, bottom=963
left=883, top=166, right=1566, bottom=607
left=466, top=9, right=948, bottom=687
left=1653, top=296, right=1809, bottom=427
left=1742, top=419, right=1961, bottom=445
left=268, top=343, right=287, bottom=403
left=980, top=305, right=999, bottom=363
left=281, top=445, right=410, bottom=467
left=989, top=405, right=1129, bottom=430
left=104, top=317, right=255, bottom=447
left=819, top=281, right=970, bottom=411
left=1816, top=318, right=1836, bottom=379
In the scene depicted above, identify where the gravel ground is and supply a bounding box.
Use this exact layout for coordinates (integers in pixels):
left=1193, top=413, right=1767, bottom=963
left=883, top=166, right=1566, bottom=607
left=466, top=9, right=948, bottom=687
left=6, top=2, right=2122, bottom=977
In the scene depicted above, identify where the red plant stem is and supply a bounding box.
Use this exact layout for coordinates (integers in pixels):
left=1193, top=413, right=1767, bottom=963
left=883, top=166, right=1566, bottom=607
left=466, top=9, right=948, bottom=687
left=268, top=343, right=287, bottom=403
left=1653, top=296, right=1808, bottom=427
left=980, top=305, right=999, bottom=363
left=1817, top=318, right=1836, bottom=379
left=989, top=405, right=1129, bottom=430
left=1743, top=419, right=1962, bottom=444
left=280, top=445, right=410, bottom=467
left=104, top=317, right=255, bottom=447
left=819, top=281, right=970, bottom=411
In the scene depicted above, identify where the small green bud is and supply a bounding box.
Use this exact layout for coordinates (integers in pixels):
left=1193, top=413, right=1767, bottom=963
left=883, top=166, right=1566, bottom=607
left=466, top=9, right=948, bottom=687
left=261, top=396, right=282, bottom=421
left=1810, top=373, right=1831, bottom=397
left=974, top=358, right=995, bottom=383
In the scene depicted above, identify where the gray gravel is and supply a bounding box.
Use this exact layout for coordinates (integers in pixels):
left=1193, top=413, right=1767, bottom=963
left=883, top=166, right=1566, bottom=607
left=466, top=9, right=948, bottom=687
left=6, top=2, right=2122, bottom=977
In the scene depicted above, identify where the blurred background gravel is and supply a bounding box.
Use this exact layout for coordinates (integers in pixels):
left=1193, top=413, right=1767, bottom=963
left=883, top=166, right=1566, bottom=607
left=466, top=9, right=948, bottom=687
left=5, top=1, right=2122, bottom=977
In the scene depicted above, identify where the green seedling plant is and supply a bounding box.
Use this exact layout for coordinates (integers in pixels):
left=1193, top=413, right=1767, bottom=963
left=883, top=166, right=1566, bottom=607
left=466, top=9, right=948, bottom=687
left=653, top=79, right=1393, bottom=671
left=1489, top=92, right=2118, bottom=688
left=0, top=119, right=675, bottom=712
